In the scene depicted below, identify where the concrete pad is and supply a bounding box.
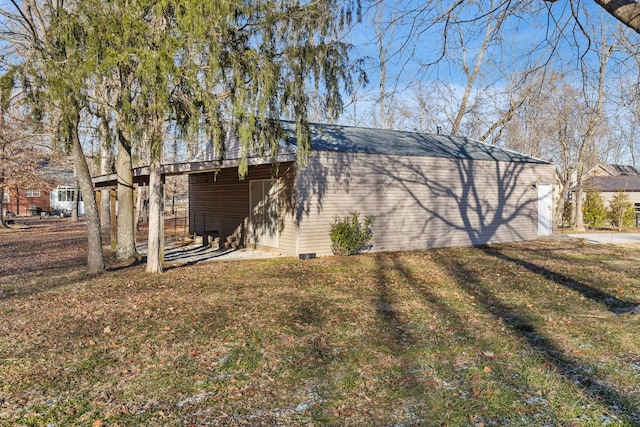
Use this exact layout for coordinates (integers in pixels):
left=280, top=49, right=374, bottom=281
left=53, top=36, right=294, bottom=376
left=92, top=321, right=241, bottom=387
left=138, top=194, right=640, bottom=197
left=136, top=239, right=283, bottom=265
left=563, top=233, right=640, bottom=244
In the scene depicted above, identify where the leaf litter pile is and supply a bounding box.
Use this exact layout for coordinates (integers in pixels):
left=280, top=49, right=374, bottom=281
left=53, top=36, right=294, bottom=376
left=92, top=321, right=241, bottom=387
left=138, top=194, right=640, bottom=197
left=1, top=219, right=639, bottom=426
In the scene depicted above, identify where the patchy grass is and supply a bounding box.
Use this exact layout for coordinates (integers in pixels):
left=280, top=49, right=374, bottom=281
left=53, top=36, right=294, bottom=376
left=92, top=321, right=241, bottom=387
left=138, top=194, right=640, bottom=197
left=1, top=221, right=639, bottom=426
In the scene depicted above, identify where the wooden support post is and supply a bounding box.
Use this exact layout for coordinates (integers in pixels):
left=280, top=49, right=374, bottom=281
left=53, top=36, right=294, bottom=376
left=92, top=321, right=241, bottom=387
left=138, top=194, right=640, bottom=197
left=95, top=190, right=103, bottom=245
left=160, top=176, right=165, bottom=263
left=133, top=187, right=137, bottom=242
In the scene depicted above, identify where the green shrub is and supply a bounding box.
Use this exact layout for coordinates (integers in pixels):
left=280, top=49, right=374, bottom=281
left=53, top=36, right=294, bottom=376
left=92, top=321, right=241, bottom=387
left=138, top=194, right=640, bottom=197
left=583, top=191, right=607, bottom=229
left=330, top=212, right=373, bottom=256
left=608, top=191, right=635, bottom=231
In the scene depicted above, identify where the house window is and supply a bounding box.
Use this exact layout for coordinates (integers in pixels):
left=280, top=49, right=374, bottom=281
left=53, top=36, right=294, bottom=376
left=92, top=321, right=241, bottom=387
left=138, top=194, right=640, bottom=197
left=57, top=187, right=81, bottom=202
left=2, top=193, right=7, bottom=203
left=635, top=203, right=640, bottom=213
left=58, top=187, right=74, bottom=202
left=25, top=189, right=41, bottom=197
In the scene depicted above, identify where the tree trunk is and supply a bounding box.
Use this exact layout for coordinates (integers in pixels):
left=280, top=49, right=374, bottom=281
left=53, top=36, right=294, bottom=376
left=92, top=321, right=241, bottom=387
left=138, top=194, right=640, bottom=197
left=99, top=133, right=112, bottom=235
left=554, top=178, right=569, bottom=228
left=15, top=186, right=19, bottom=216
left=116, top=131, right=137, bottom=260
left=0, top=167, right=6, bottom=229
left=0, top=186, right=8, bottom=229
left=593, top=0, right=640, bottom=34
left=70, top=112, right=105, bottom=275
left=574, top=182, right=585, bottom=231
left=71, top=179, right=79, bottom=222
left=450, top=9, right=502, bottom=136
left=146, top=160, right=164, bottom=273
left=136, top=185, right=145, bottom=227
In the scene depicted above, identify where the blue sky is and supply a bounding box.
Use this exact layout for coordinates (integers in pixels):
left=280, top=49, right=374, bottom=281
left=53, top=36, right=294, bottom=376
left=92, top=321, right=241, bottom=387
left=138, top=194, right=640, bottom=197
left=337, top=0, right=637, bottom=134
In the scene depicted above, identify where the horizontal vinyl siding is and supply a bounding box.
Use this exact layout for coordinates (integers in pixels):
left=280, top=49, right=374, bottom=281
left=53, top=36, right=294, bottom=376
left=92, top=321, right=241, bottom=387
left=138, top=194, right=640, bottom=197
left=189, top=174, right=249, bottom=243
left=598, top=191, right=640, bottom=209
left=295, top=152, right=555, bottom=256
left=276, top=164, right=298, bottom=256
left=189, top=162, right=296, bottom=253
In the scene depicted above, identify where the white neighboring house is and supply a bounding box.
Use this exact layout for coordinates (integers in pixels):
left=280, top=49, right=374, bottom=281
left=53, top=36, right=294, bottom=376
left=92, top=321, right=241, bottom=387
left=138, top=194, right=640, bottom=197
left=49, top=185, right=85, bottom=216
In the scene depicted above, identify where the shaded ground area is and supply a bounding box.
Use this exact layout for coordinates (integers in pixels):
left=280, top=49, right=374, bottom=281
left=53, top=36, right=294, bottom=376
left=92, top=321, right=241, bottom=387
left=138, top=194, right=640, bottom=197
left=144, top=241, right=282, bottom=266
left=136, top=213, right=281, bottom=265
left=1, top=220, right=639, bottom=426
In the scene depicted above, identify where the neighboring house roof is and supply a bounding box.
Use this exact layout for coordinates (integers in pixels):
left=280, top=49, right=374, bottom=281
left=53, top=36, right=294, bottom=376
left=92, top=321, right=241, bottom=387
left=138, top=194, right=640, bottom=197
left=589, top=164, right=640, bottom=177
left=581, top=175, right=640, bottom=192
left=38, top=161, right=75, bottom=185
left=286, top=123, right=550, bottom=164
left=601, top=164, right=640, bottom=176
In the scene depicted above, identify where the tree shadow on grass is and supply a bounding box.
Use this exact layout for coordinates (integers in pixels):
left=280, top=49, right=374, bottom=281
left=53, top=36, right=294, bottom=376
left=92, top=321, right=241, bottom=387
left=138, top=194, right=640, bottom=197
left=481, top=246, right=640, bottom=315
left=370, top=252, right=520, bottom=421
left=373, top=254, right=417, bottom=352
left=430, top=250, right=640, bottom=423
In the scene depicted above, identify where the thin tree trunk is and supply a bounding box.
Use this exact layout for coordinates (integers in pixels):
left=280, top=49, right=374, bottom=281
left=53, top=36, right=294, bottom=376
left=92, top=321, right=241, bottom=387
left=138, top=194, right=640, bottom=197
left=94, top=77, right=114, bottom=236
left=573, top=182, right=585, bottom=231
left=135, top=184, right=144, bottom=230
left=99, top=119, right=113, bottom=235
left=116, top=131, right=136, bottom=260
left=0, top=186, right=8, bottom=229
left=146, top=160, right=164, bottom=273
left=555, top=173, right=570, bottom=228
left=70, top=112, right=104, bottom=275
left=0, top=167, right=8, bottom=228
left=71, top=178, right=79, bottom=222
left=573, top=40, right=612, bottom=232
left=451, top=13, right=498, bottom=136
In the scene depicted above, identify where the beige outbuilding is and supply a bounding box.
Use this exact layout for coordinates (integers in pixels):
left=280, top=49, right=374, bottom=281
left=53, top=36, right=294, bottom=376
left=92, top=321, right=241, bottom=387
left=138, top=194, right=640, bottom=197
left=187, top=123, right=556, bottom=257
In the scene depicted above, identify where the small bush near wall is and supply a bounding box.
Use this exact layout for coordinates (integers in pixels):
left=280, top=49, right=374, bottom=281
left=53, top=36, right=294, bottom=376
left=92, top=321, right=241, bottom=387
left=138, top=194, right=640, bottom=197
left=609, top=191, right=635, bottom=231
left=330, top=212, right=373, bottom=256
left=583, top=191, right=607, bottom=229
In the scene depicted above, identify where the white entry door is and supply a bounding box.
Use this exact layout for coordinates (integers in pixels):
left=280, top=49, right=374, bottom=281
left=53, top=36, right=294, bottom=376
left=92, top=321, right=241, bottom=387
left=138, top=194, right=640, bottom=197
left=537, top=184, right=553, bottom=236
left=249, top=180, right=279, bottom=248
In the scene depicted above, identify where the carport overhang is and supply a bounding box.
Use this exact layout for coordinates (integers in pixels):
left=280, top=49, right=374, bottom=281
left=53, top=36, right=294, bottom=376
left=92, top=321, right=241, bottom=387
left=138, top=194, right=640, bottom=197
left=92, top=153, right=297, bottom=189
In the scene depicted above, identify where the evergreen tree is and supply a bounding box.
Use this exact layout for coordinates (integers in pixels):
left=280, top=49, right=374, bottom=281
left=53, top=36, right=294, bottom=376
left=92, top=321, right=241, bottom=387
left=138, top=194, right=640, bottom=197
left=583, top=191, right=607, bottom=229
left=82, top=0, right=363, bottom=272
left=2, top=0, right=362, bottom=273
left=3, top=2, right=106, bottom=274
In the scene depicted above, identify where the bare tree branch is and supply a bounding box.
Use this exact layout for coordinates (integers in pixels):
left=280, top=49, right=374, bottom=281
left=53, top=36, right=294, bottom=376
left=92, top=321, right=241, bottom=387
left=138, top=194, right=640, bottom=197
left=592, top=0, right=640, bottom=33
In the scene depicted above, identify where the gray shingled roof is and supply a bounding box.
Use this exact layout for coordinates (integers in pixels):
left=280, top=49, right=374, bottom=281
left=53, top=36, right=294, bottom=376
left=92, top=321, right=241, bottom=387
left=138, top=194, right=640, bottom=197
left=583, top=175, right=640, bottom=192
left=600, top=164, right=640, bottom=176
left=286, top=123, right=550, bottom=164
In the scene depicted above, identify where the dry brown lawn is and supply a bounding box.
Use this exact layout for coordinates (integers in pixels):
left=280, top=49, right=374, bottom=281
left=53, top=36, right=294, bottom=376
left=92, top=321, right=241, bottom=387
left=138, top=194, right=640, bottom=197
left=1, top=218, right=639, bottom=426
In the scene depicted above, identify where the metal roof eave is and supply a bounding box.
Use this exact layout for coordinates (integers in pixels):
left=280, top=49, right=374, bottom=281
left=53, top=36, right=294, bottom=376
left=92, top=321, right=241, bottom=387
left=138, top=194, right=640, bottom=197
left=92, top=153, right=297, bottom=189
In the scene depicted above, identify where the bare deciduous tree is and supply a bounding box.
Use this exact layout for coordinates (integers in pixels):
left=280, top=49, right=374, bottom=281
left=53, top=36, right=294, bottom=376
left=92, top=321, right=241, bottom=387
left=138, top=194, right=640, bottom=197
left=0, top=88, right=50, bottom=228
